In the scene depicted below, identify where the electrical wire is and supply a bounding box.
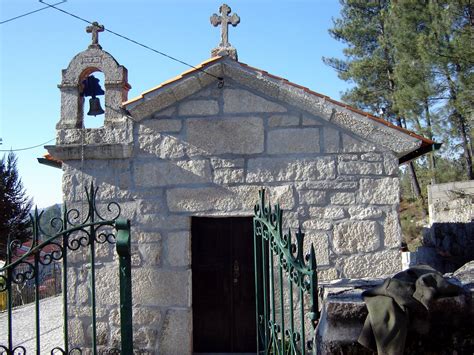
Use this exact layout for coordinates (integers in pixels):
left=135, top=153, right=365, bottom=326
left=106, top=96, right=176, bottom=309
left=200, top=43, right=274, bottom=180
left=1, top=1, right=224, bottom=152
left=0, top=138, right=55, bottom=152
left=0, top=0, right=66, bottom=25
left=38, top=0, right=224, bottom=83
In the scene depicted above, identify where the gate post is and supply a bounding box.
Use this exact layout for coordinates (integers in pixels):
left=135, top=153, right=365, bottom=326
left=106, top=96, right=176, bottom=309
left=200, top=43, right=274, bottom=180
left=116, top=219, right=133, bottom=354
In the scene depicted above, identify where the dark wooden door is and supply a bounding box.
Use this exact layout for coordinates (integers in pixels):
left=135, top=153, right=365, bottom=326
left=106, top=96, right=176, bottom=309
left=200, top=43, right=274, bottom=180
left=192, top=217, right=256, bottom=353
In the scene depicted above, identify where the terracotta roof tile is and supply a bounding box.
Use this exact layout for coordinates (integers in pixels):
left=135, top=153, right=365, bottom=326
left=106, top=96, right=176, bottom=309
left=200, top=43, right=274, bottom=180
left=123, top=56, right=223, bottom=106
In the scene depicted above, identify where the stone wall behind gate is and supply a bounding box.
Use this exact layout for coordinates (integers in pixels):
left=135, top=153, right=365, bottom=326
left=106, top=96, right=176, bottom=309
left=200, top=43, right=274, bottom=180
left=60, top=79, right=402, bottom=354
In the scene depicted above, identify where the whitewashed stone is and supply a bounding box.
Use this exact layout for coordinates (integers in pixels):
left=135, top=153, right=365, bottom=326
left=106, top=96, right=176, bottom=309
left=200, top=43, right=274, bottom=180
left=166, top=231, right=191, bottom=267
left=178, top=99, right=219, bottom=116
left=267, top=128, right=320, bottom=154
left=223, top=63, right=282, bottom=100
left=131, top=245, right=142, bottom=267
left=348, top=206, right=383, bottom=220
left=338, top=154, right=359, bottom=161
left=138, top=199, right=165, bottom=214
left=213, top=168, right=245, bottom=184
left=223, top=88, right=286, bottom=113
left=186, top=117, right=264, bottom=154
left=281, top=211, right=300, bottom=229
left=296, top=181, right=358, bottom=190
left=302, top=114, right=324, bottom=126
left=134, top=231, right=162, bottom=243
left=132, top=268, right=190, bottom=307
left=110, top=308, right=120, bottom=326
left=131, top=90, right=177, bottom=121
left=171, top=76, right=201, bottom=101
left=330, top=192, right=356, bottom=205
left=384, top=211, right=402, bottom=248
left=95, top=265, right=119, bottom=306
left=339, top=161, right=383, bottom=175
left=68, top=318, right=85, bottom=346
left=318, top=267, right=339, bottom=281
left=342, top=134, right=376, bottom=152
left=247, top=157, right=336, bottom=182
left=133, top=327, right=158, bottom=349
left=153, top=106, right=176, bottom=117
left=324, top=127, right=340, bottom=153
left=138, top=119, right=182, bottom=134
left=92, top=322, right=108, bottom=345
left=136, top=213, right=190, bottom=231
left=268, top=114, right=300, bottom=127
left=332, top=111, right=374, bottom=138
left=359, top=178, right=399, bottom=204
left=138, top=242, right=162, bottom=266
left=337, top=249, right=401, bottom=278
left=138, top=134, right=185, bottom=159
left=361, top=153, right=383, bottom=161
left=309, top=207, right=346, bottom=220
left=160, top=309, right=192, bottom=355
left=196, top=62, right=224, bottom=87
left=134, top=160, right=211, bottom=187
left=133, top=307, right=162, bottom=326
left=333, top=221, right=380, bottom=254
left=384, top=154, right=399, bottom=175
left=210, top=158, right=245, bottom=168
left=76, top=282, right=90, bottom=305
left=370, top=127, right=420, bottom=154
left=299, top=190, right=326, bottom=205
left=302, top=219, right=333, bottom=231
left=167, top=185, right=295, bottom=212
left=304, top=231, right=330, bottom=265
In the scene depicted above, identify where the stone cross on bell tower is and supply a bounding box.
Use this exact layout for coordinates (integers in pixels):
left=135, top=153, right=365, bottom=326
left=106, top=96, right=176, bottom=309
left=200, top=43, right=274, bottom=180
left=86, top=21, right=105, bottom=49
left=210, top=4, right=240, bottom=60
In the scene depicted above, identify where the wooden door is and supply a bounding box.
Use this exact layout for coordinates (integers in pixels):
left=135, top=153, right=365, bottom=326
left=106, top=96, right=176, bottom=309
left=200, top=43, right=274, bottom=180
left=192, top=217, right=256, bottom=353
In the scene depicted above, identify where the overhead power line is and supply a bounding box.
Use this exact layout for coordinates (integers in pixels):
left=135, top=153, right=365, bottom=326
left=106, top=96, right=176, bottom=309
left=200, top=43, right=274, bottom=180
left=0, top=138, right=55, bottom=152
left=38, top=0, right=224, bottom=83
left=0, top=0, right=66, bottom=25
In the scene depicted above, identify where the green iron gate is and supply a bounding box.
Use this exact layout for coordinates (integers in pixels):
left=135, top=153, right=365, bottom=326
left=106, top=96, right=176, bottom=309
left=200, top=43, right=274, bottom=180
left=0, top=183, right=132, bottom=354
left=253, top=189, right=319, bottom=354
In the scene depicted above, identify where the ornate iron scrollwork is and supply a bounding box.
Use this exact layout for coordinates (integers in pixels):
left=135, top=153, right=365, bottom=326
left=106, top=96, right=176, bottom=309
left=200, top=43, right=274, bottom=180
left=253, top=189, right=319, bottom=355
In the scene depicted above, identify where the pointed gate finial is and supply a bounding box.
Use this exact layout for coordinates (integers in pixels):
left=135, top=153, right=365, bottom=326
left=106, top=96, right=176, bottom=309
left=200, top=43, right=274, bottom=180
left=210, top=4, right=240, bottom=60
left=86, top=21, right=105, bottom=49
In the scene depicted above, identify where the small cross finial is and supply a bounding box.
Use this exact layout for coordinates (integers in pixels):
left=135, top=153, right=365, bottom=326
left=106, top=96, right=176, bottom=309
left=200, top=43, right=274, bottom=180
left=86, top=21, right=105, bottom=49
left=210, top=4, right=240, bottom=60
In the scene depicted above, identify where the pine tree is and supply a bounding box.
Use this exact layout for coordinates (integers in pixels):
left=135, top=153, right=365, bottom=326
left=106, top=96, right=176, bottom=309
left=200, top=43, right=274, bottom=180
left=424, top=0, right=474, bottom=179
left=323, top=0, right=424, bottom=200
left=389, top=0, right=440, bottom=184
left=0, top=153, right=32, bottom=260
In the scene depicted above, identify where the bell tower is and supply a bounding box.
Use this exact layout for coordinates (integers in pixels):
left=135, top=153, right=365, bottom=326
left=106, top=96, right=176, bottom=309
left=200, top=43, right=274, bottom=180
left=57, top=22, right=131, bottom=129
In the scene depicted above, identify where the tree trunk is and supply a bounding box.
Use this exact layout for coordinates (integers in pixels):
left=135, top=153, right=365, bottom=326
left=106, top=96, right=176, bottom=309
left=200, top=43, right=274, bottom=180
left=456, top=112, right=474, bottom=179
left=444, top=68, right=474, bottom=180
left=408, top=161, right=423, bottom=199
left=395, top=116, right=424, bottom=200
left=424, top=100, right=436, bottom=184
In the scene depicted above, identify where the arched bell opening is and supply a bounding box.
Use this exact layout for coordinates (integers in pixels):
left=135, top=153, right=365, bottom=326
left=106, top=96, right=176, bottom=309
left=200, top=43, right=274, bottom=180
left=56, top=22, right=130, bottom=130
left=79, top=68, right=106, bottom=129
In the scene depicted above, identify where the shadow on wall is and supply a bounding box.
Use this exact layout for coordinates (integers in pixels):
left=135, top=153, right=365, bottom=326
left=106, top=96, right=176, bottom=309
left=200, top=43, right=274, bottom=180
left=416, top=221, right=474, bottom=273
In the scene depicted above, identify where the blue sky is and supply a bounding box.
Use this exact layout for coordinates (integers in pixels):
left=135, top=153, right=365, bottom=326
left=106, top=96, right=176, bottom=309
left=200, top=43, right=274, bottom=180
left=0, top=0, right=347, bottom=208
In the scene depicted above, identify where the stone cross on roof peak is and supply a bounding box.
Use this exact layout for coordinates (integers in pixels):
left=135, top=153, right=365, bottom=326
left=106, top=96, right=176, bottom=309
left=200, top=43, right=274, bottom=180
left=86, top=21, right=105, bottom=49
left=210, top=4, right=240, bottom=60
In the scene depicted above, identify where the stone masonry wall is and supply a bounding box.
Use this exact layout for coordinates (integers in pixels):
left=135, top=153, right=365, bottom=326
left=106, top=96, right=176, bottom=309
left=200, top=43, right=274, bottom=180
left=60, top=79, right=402, bottom=354
left=428, top=180, right=474, bottom=224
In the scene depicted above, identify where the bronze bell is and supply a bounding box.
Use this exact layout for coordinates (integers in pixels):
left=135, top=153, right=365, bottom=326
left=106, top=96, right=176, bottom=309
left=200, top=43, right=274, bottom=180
left=87, top=97, right=105, bottom=116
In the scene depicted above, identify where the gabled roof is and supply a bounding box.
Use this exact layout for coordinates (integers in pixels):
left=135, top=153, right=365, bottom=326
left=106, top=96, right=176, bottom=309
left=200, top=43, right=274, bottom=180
left=123, top=56, right=438, bottom=164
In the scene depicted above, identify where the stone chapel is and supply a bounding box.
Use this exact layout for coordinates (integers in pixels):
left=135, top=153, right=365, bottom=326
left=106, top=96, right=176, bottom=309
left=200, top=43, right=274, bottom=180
left=42, top=4, right=436, bottom=354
